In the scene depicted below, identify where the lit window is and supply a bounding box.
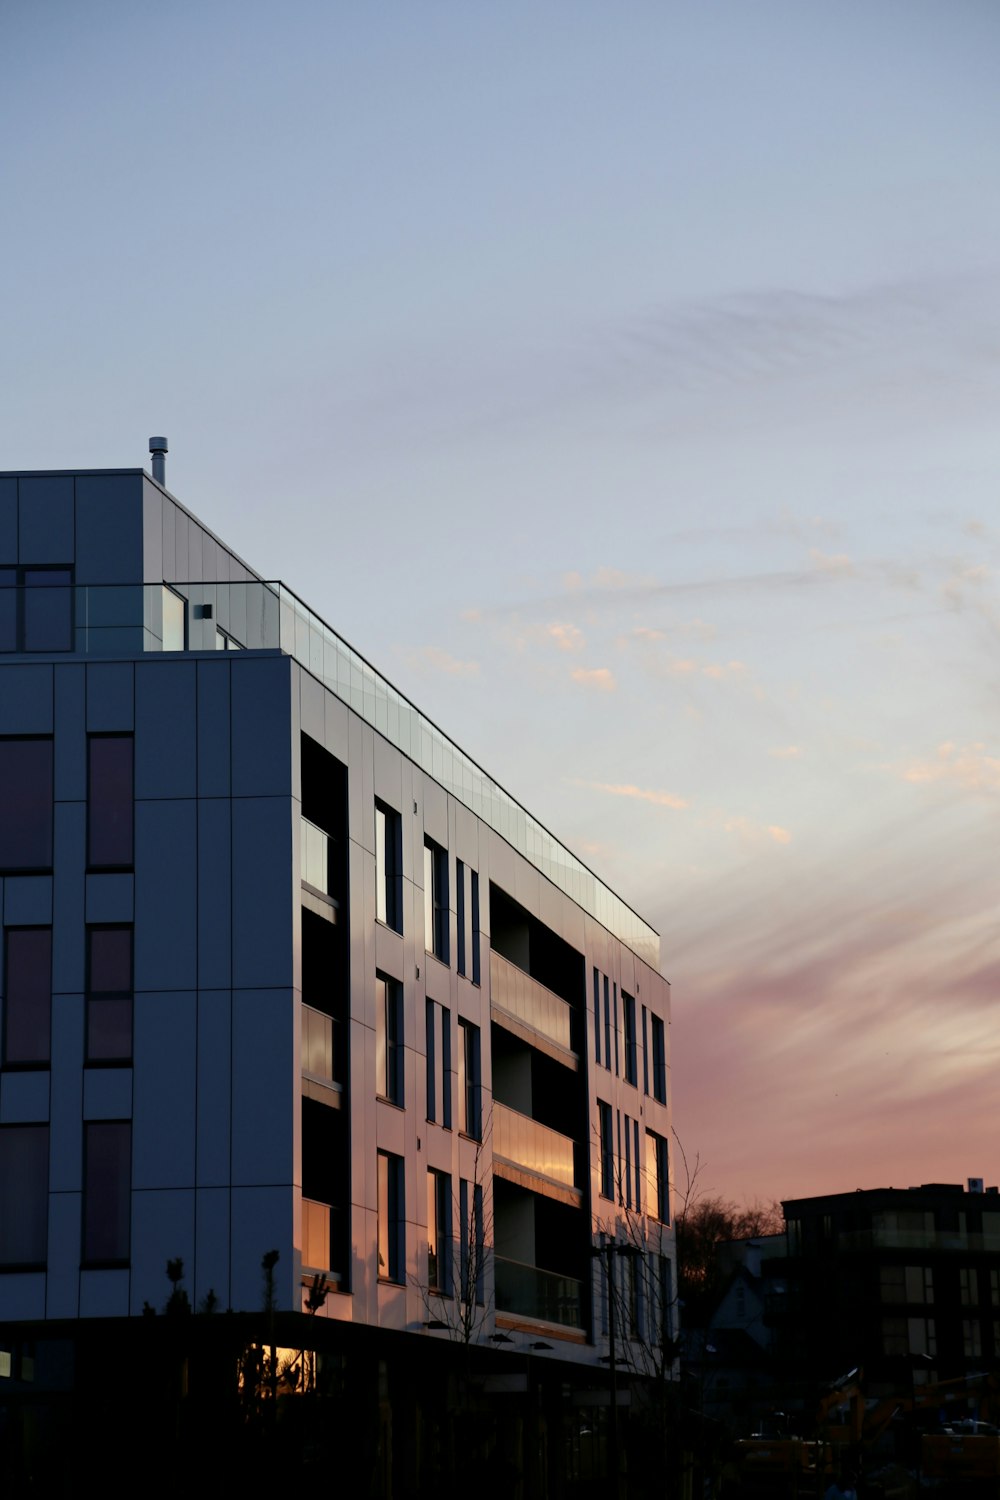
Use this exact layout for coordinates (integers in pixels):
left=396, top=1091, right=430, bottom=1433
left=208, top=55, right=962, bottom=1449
left=377, top=1151, right=404, bottom=1283
left=87, top=736, right=133, bottom=870
left=3, top=928, right=51, bottom=1067
left=161, top=586, right=186, bottom=651
left=86, top=927, right=133, bottom=1064
left=375, top=802, right=403, bottom=933
left=0, top=738, right=53, bottom=871
left=376, top=973, right=403, bottom=1106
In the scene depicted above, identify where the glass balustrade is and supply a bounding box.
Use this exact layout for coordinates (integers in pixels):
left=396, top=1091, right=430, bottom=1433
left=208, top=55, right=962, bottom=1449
left=490, top=951, right=573, bottom=1052
left=493, top=1102, right=576, bottom=1189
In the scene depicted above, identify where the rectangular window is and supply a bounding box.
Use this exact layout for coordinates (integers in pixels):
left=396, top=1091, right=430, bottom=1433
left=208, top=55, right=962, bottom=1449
left=651, top=1014, right=667, bottom=1104
left=423, top=839, right=449, bottom=963
left=904, top=1266, right=933, bottom=1306
left=908, top=1316, right=937, bottom=1358
left=647, top=1130, right=670, bottom=1222
left=425, top=1000, right=452, bottom=1128
left=471, top=871, right=481, bottom=985
left=0, top=738, right=53, bottom=871
left=624, top=1114, right=634, bottom=1208
left=0, top=1126, right=48, bottom=1267
left=86, top=927, right=133, bottom=1064
left=83, top=1122, right=130, bottom=1265
left=633, top=1117, right=641, bottom=1210
left=961, top=1267, right=979, bottom=1306
left=427, top=1168, right=452, bottom=1295
left=161, top=586, right=186, bottom=652
left=603, top=975, right=611, bottom=1072
left=375, top=802, right=403, bottom=934
left=377, top=1151, right=404, bottom=1283
left=992, top=1269, right=1000, bottom=1307
left=376, top=973, right=404, bottom=1105
left=599, top=1101, right=614, bottom=1200
left=459, top=1178, right=485, bottom=1305
left=456, top=859, right=466, bottom=976
left=623, top=992, right=637, bottom=1086
left=87, top=736, right=133, bottom=870
left=881, top=1265, right=905, bottom=1304
left=963, top=1318, right=982, bottom=1358
left=3, top=928, right=51, bottom=1067
left=593, top=968, right=601, bottom=1066
left=457, top=1020, right=481, bottom=1139
left=642, top=1005, right=649, bottom=1094
left=613, top=984, right=620, bottom=1076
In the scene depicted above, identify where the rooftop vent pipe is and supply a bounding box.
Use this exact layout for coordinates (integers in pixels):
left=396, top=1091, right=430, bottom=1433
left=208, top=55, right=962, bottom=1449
left=149, top=436, right=168, bottom=486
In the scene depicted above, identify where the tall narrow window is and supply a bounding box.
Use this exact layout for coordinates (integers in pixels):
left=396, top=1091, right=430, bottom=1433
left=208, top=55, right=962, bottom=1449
left=425, top=1000, right=451, bottom=1127
left=457, top=1020, right=481, bottom=1139
left=613, top=983, right=620, bottom=1075
left=3, top=928, right=51, bottom=1067
left=86, top=927, right=133, bottom=1064
left=376, top=973, right=403, bottom=1106
left=651, top=1015, right=667, bottom=1104
left=0, top=1126, right=49, bottom=1267
left=423, top=839, right=449, bottom=964
left=642, top=1005, right=649, bottom=1094
left=632, top=1117, right=641, bottom=1209
left=598, top=1102, right=614, bottom=1200
left=603, top=975, right=611, bottom=1072
left=377, top=1151, right=404, bottom=1283
left=83, top=1122, right=131, bottom=1265
left=375, top=802, right=403, bottom=933
left=456, top=860, right=466, bottom=976
left=624, top=1113, right=633, bottom=1208
left=161, top=586, right=186, bottom=652
left=623, top=992, right=637, bottom=1086
left=593, top=968, right=601, bottom=1066
left=470, top=871, right=481, bottom=986
left=459, top=1178, right=485, bottom=1305
left=88, top=736, right=133, bottom=870
left=0, top=738, right=53, bottom=871
left=647, top=1131, right=670, bottom=1223
left=427, top=1168, right=452, bottom=1295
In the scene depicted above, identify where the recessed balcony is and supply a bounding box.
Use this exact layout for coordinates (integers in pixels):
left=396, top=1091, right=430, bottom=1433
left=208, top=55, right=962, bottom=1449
left=301, top=1004, right=342, bottom=1105
left=490, top=951, right=576, bottom=1067
left=493, top=1102, right=581, bottom=1205
left=494, top=1256, right=583, bottom=1330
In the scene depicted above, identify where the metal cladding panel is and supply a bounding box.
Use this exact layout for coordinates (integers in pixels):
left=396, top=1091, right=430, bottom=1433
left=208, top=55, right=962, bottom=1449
left=74, top=474, right=143, bottom=585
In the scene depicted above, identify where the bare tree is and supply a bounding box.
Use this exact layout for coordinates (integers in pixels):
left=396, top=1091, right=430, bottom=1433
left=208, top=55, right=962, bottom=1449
left=414, top=1113, right=495, bottom=1346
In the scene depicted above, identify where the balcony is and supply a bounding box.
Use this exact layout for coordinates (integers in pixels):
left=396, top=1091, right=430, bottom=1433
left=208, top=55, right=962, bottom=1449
left=300, top=817, right=331, bottom=898
left=494, top=1256, right=583, bottom=1329
left=301, top=1004, right=342, bottom=1104
left=493, top=1102, right=580, bottom=1204
left=490, top=951, right=575, bottom=1065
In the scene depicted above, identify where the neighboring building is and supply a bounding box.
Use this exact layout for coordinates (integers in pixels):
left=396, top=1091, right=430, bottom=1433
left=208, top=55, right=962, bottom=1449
left=776, top=1180, right=1000, bottom=1398
left=0, top=449, right=675, bottom=1478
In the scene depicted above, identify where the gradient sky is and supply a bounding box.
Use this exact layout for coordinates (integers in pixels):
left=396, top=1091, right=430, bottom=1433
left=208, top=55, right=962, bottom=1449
left=3, top=1, right=999, bottom=1205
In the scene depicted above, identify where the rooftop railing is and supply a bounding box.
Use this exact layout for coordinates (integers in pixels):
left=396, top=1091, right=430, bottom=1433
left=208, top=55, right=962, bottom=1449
left=0, top=577, right=660, bottom=966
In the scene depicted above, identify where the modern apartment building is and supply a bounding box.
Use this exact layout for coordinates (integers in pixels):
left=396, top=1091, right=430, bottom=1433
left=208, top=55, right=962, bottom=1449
left=0, top=449, right=674, bottom=1406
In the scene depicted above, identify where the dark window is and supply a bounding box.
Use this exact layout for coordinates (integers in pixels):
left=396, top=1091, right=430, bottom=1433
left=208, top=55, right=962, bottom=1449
left=623, top=991, right=637, bottom=1086
left=3, top=928, right=51, bottom=1067
left=375, top=802, right=403, bottom=933
left=458, top=1019, right=481, bottom=1139
left=599, top=1101, right=614, bottom=1200
left=593, top=967, right=601, bottom=1066
left=88, top=736, right=133, bottom=869
left=651, top=1015, right=667, bottom=1104
left=613, top=983, right=620, bottom=1075
left=602, top=975, right=611, bottom=1072
left=647, top=1130, right=670, bottom=1222
left=0, top=567, right=73, bottom=654
left=423, top=838, right=449, bottom=964
left=428, top=1168, right=452, bottom=1294
left=470, top=871, right=481, bottom=985
left=0, top=1126, right=48, bottom=1267
left=642, top=1005, right=649, bottom=1094
left=459, top=1177, right=485, bottom=1305
left=83, top=1122, right=131, bottom=1265
left=376, top=973, right=403, bottom=1106
left=456, top=859, right=466, bottom=976
left=377, top=1150, right=404, bottom=1283
left=0, top=739, right=53, bottom=871
left=426, top=999, right=452, bottom=1128
left=86, top=927, right=133, bottom=1064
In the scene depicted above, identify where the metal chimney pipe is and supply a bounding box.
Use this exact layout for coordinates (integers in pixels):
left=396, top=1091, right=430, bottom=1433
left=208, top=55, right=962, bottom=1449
left=148, top=436, right=168, bottom=486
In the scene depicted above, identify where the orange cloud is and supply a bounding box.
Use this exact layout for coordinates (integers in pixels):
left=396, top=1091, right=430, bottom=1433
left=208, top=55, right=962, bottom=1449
left=570, top=667, right=616, bottom=692
left=901, top=742, right=1000, bottom=794
left=810, top=548, right=855, bottom=575
left=587, top=781, right=689, bottom=810
left=546, top=622, right=585, bottom=652
left=770, top=745, right=801, bottom=759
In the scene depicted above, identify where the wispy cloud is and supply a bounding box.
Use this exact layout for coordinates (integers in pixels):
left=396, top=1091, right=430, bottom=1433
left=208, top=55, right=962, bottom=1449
left=570, top=666, right=616, bottom=691
left=770, top=745, right=802, bottom=759
left=582, top=780, right=689, bottom=810
left=722, top=815, right=792, bottom=846
left=546, top=621, right=585, bottom=652
left=810, top=548, right=855, bottom=576
left=900, top=742, right=1000, bottom=794
left=415, top=646, right=480, bottom=678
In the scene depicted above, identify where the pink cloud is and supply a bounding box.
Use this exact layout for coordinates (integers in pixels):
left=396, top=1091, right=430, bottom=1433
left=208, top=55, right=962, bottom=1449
left=570, top=666, right=617, bottom=691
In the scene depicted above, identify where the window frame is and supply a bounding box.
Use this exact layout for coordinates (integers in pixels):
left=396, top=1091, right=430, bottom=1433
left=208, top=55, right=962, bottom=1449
left=82, top=1120, right=131, bottom=1268
left=423, top=838, right=449, bottom=965
left=375, top=800, right=403, bottom=935
left=86, top=734, right=134, bottom=872
left=2, top=926, right=52, bottom=1069
left=85, top=925, right=134, bottom=1067
left=376, top=972, right=404, bottom=1107
left=0, top=736, right=54, bottom=873
left=377, top=1150, right=405, bottom=1284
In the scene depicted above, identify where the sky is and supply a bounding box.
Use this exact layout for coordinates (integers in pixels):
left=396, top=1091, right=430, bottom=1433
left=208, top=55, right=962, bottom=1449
left=2, top=1, right=999, bottom=1206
